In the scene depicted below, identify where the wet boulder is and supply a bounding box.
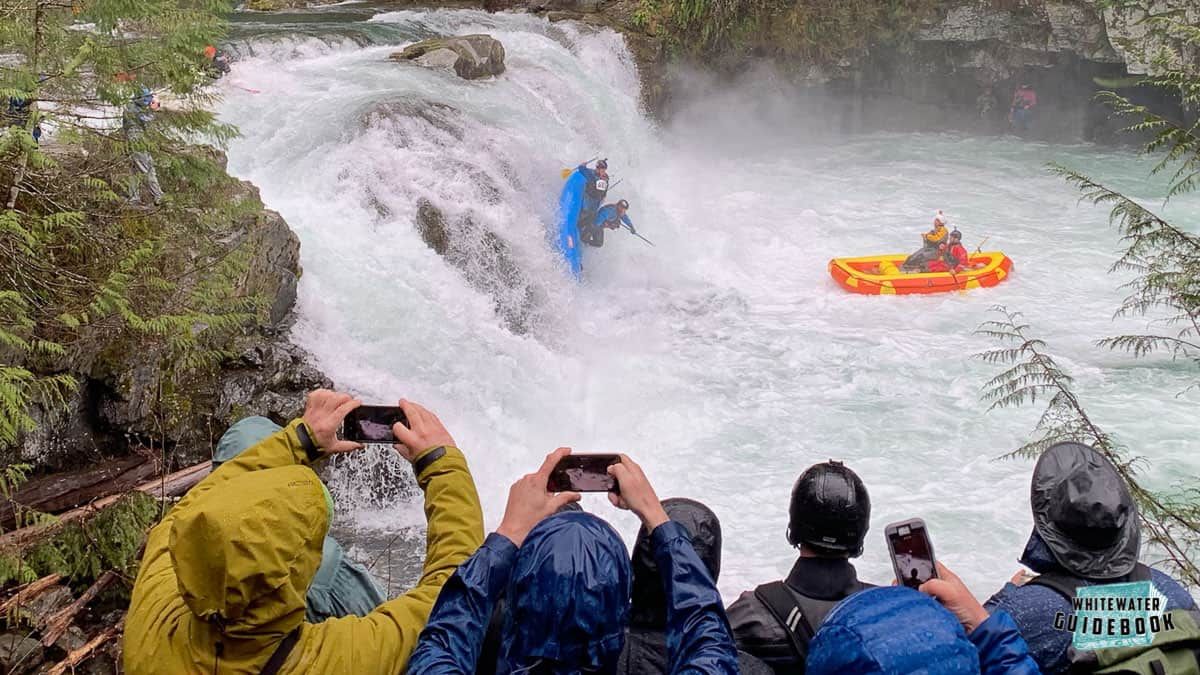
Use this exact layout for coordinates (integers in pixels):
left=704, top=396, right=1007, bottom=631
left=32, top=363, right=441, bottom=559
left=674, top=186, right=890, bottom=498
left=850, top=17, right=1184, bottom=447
left=390, top=35, right=506, bottom=80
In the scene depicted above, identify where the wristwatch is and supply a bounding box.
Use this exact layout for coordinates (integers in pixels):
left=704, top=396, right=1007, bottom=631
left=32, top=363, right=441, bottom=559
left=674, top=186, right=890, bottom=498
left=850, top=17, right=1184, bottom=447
left=296, top=423, right=323, bottom=462
left=413, top=446, right=447, bottom=475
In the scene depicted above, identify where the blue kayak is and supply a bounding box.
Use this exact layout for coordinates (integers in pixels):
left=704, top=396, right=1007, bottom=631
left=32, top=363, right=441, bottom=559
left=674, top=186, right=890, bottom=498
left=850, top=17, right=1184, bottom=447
left=555, top=168, right=586, bottom=279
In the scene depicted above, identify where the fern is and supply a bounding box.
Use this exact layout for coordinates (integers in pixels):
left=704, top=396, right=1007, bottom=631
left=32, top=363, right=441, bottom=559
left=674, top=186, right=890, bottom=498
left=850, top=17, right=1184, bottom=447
left=976, top=308, right=1199, bottom=586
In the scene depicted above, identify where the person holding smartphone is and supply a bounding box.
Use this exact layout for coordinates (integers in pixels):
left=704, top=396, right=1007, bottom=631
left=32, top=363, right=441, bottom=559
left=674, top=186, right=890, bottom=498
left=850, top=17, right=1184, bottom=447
left=408, top=450, right=740, bottom=674
left=124, top=390, right=484, bottom=675
left=806, top=564, right=1041, bottom=675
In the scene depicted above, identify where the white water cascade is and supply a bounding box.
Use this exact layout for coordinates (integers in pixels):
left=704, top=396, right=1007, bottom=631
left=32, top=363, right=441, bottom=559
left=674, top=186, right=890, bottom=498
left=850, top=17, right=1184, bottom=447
left=216, top=4, right=1200, bottom=599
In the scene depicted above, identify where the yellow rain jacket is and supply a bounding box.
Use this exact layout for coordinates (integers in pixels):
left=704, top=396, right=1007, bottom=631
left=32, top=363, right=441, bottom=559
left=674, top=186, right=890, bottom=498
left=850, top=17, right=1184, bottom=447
left=923, top=223, right=948, bottom=245
left=124, top=419, right=483, bottom=674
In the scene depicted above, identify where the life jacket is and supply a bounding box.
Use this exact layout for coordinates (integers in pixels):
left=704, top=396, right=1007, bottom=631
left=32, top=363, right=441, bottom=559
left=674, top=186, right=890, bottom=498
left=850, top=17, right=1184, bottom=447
left=923, top=225, right=948, bottom=246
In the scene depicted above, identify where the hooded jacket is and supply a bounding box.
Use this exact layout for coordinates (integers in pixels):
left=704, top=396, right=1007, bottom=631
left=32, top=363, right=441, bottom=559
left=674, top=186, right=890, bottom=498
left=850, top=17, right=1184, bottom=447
left=807, top=586, right=1039, bottom=675
left=409, top=512, right=740, bottom=674
left=984, top=531, right=1196, bottom=675
left=617, top=498, right=768, bottom=675
left=213, top=416, right=386, bottom=623
left=124, top=419, right=483, bottom=674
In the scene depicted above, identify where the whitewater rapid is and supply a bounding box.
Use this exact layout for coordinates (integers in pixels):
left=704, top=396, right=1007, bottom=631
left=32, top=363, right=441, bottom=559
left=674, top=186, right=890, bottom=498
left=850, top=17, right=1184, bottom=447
left=216, top=4, right=1200, bottom=600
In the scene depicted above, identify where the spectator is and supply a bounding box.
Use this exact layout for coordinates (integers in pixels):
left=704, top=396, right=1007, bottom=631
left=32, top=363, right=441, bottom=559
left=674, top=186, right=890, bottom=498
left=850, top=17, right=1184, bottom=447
left=408, top=449, right=740, bottom=673
left=1009, top=83, right=1037, bottom=132
left=123, top=86, right=163, bottom=206
left=985, top=441, right=1197, bottom=674
left=808, top=563, right=1040, bottom=675
left=5, top=96, right=41, bottom=144
left=124, top=391, right=484, bottom=674
left=211, top=416, right=386, bottom=622
left=619, top=498, right=772, bottom=674
left=727, top=460, right=875, bottom=673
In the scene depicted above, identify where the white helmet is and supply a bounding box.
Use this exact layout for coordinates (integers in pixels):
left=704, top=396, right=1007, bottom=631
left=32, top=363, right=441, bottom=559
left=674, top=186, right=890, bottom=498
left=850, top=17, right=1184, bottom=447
left=934, top=210, right=949, bottom=225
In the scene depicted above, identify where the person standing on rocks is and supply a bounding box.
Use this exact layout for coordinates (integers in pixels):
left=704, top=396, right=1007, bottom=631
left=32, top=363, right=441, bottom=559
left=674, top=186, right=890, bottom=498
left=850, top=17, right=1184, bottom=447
left=1009, top=83, right=1037, bottom=133
left=123, top=87, right=163, bottom=206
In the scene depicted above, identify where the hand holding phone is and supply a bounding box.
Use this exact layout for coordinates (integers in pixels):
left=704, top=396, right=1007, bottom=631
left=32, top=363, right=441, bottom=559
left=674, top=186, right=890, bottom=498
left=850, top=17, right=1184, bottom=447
left=885, top=518, right=938, bottom=589
left=341, top=405, right=410, bottom=444
left=547, top=454, right=621, bottom=493
left=605, top=455, right=669, bottom=531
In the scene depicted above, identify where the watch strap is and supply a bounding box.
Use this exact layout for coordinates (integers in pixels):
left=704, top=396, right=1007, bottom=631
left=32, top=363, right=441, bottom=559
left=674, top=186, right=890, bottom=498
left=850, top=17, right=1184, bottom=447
left=296, top=422, right=323, bottom=462
left=413, top=446, right=447, bottom=476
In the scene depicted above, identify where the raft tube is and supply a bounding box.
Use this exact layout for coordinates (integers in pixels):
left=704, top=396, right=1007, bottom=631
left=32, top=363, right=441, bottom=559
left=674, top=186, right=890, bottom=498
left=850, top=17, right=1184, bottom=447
left=828, top=252, right=1013, bottom=295
left=555, top=168, right=586, bottom=279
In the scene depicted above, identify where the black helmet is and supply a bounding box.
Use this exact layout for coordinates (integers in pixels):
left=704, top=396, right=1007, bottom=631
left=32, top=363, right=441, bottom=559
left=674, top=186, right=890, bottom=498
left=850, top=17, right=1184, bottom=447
left=787, top=460, right=870, bottom=556
left=596, top=158, right=608, bottom=170
left=617, top=199, right=629, bottom=209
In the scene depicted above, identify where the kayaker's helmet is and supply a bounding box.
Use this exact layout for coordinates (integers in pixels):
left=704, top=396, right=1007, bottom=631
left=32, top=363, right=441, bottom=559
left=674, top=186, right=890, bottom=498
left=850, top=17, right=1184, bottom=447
left=204, top=45, right=217, bottom=60
left=617, top=199, right=629, bottom=211
left=787, top=460, right=870, bottom=557
left=933, top=210, right=949, bottom=226
left=136, top=86, right=154, bottom=107
left=949, top=229, right=962, bottom=242
left=596, top=159, right=608, bottom=170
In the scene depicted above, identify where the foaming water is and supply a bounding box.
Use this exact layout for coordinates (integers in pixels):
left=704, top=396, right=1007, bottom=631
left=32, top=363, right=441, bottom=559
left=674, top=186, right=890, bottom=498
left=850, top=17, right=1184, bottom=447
left=218, top=7, right=1200, bottom=598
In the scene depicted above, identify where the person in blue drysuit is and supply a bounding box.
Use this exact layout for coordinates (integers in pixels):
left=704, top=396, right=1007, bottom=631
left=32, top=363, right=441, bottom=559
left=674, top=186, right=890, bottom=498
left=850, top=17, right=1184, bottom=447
left=580, top=199, right=636, bottom=249
left=407, top=449, right=740, bottom=674
left=212, top=416, right=387, bottom=623
left=808, top=583, right=1040, bottom=675
left=984, top=441, right=1197, bottom=675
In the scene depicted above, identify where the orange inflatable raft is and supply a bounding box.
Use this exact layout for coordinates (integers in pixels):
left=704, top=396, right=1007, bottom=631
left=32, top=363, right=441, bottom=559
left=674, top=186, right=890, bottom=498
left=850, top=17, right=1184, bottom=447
left=828, top=252, right=1013, bottom=295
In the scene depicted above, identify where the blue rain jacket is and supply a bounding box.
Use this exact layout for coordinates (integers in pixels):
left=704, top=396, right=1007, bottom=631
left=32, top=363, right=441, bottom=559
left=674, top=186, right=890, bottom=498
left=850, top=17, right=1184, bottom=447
left=408, top=512, right=739, bottom=674
left=985, top=531, right=1197, bottom=674
left=595, top=204, right=634, bottom=232
left=213, top=416, right=386, bottom=623
left=807, top=586, right=1039, bottom=675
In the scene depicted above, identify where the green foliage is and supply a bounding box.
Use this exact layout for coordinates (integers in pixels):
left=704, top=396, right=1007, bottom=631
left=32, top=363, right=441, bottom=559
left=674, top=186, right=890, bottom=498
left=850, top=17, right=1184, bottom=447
left=637, top=0, right=937, bottom=66
left=0, top=492, right=159, bottom=588
left=976, top=16, right=1200, bottom=588
left=0, top=0, right=272, bottom=456
left=977, top=308, right=1200, bottom=587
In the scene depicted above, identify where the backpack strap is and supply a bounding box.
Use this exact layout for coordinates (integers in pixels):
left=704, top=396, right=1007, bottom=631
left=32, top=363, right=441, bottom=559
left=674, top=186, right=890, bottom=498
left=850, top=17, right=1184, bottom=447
left=261, top=628, right=301, bottom=675
left=753, top=581, right=817, bottom=662
left=1028, top=563, right=1155, bottom=601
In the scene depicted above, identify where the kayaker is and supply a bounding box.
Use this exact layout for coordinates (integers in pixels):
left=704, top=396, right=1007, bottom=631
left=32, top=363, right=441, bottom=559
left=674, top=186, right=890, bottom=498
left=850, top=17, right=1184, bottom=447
left=901, top=210, right=950, bottom=272
left=577, top=158, right=610, bottom=232
left=582, top=199, right=635, bottom=247
left=926, top=230, right=977, bottom=273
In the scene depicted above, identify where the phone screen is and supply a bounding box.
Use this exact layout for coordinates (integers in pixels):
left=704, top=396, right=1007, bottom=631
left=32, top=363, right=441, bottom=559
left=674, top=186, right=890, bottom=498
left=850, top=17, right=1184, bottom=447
left=888, top=522, right=937, bottom=589
left=342, top=405, right=409, bottom=443
left=547, top=454, right=620, bottom=493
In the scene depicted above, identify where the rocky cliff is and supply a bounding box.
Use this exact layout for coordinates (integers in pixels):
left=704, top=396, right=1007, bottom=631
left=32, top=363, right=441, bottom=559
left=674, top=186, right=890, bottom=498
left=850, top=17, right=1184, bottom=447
left=14, top=152, right=329, bottom=472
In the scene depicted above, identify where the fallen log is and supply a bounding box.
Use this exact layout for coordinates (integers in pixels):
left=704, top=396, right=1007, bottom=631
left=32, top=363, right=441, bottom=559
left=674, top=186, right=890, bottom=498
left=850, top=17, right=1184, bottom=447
left=0, top=456, right=158, bottom=531
left=0, top=461, right=211, bottom=551
left=40, top=570, right=117, bottom=648
left=46, top=616, right=124, bottom=675
left=0, top=573, right=64, bottom=616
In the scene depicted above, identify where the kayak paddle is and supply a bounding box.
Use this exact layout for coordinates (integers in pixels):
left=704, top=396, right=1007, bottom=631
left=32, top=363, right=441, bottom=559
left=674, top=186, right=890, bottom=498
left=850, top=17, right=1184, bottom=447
left=560, top=156, right=598, bottom=179
left=623, top=223, right=655, bottom=247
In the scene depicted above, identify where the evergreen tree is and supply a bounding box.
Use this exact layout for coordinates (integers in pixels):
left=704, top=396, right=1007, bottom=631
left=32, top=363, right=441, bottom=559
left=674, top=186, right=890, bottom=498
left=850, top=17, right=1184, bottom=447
left=0, top=0, right=265, bottom=459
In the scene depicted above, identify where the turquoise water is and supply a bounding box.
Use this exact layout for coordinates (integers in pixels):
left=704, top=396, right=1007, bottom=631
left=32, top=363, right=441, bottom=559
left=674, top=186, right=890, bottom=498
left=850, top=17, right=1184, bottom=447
left=216, top=6, right=1199, bottom=598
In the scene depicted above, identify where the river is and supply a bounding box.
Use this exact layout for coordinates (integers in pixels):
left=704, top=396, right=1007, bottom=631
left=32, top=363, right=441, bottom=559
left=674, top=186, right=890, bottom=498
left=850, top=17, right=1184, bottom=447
left=215, top=2, right=1200, bottom=600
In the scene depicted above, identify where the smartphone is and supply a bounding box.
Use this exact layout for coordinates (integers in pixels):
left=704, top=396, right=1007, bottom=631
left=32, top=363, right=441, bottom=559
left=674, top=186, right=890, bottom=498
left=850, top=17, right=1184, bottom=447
left=547, top=454, right=621, bottom=493
left=341, top=405, right=409, bottom=444
left=885, top=518, right=938, bottom=589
